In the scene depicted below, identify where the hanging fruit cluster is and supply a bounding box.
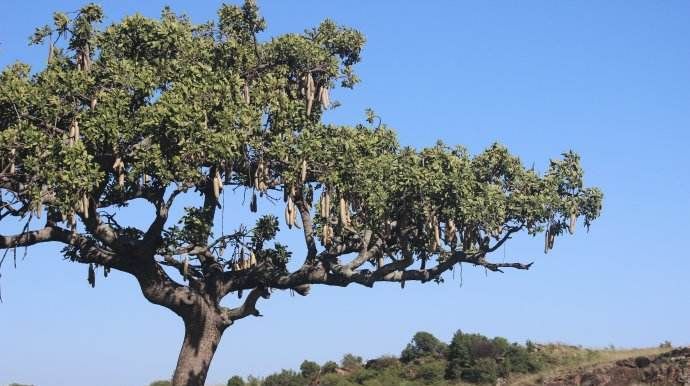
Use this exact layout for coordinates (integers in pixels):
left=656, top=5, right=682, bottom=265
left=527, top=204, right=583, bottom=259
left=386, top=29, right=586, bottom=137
left=445, top=219, right=457, bottom=247
left=212, top=169, right=223, bottom=201
left=231, top=249, right=257, bottom=271
left=544, top=219, right=556, bottom=254
left=284, top=185, right=299, bottom=229
left=300, top=72, right=330, bottom=115
left=318, top=187, right=333, bottom=246
left=0, top=148, right=17, bottom=175
left=113, top=156, right=125, bottom=187
left=247, top=159, right=271, bottom=213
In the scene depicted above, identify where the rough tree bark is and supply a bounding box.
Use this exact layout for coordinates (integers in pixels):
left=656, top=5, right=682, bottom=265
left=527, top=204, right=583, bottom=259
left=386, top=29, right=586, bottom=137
left=165, top=285, right=267, bottom=386
left=172, top=310, right=225, bottom=386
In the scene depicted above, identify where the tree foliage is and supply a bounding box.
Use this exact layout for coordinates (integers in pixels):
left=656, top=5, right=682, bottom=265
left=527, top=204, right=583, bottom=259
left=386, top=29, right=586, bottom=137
left=0, top=2, right=602, bottom=386
left=445, top=330, right=544, bottom=382
left=262, top=369, right=302, bottom=386
left=226, top=376, right=245, bottom=386
left=401, top=331, right=448, bottom=362
left=300, top=360, right=321, bottom=381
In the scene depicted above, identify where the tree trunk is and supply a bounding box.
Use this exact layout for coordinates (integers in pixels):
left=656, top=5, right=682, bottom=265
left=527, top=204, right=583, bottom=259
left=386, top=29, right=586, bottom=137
left=172, top=312, right=225, bottom=386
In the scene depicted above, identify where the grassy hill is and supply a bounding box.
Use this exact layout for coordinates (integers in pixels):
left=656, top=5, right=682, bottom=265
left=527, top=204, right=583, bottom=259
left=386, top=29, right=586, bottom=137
left=13, top=332, right=677, bottom=386
left=200, top=331, right=678, bottom=386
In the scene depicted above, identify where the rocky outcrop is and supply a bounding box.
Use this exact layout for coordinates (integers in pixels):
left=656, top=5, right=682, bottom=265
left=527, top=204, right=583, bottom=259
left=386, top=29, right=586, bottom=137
left=543, top=347, right=690, bottom=385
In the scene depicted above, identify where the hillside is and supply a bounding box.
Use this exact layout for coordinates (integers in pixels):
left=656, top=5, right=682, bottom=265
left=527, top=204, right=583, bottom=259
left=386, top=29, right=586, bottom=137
left=10, top=333, right=687, bottom=386
left=10, top=331, right=690, bottom=386
left=532, top=347, right=690, bottom=385
left=210, top=332, right=685, bottom=386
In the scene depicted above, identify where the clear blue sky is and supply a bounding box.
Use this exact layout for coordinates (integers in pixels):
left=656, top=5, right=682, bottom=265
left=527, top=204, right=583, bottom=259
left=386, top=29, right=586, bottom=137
left=1, top=1, right=689, bottom=386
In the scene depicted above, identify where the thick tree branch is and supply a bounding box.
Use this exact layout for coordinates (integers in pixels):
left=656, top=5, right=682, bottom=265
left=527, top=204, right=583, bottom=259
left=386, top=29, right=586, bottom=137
left=141, top=186, right=185, bottom=253
left=0, top=225, right=69, bottom=249
left=134, top=260, right=200, bottom=317
left=221, top=286, right=270, bottom=325
left=0, top=225, right=122, bottom=268
left=79, top=208, right=122, bottom=250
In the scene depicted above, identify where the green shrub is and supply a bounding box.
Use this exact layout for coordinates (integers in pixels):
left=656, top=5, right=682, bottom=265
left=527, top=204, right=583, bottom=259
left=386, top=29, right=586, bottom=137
left=320, top=373, right=357, bottom=386
left=446, top=330, right=481, bottom=378
left=504, top=344, right=543, bottom=374
left=262, top=369, right=303, bottom=386
left=400, top=331, right=448, bottom=362
left=414, top=360, right=445, bottom=383
left=300, top=360, right=321, bottom=380
left=350, top=368, right=379, bottom=384
left=461, top=357, right=499, bottom=384
left=365, top=355, right=400, bottom=370
left=322, top=360, right=339, bottom=374
left=227, top=375, right=245, bottom=386
left=341, top=353, right=363, bottom=371
left=445, top=330, right=545, bottom=382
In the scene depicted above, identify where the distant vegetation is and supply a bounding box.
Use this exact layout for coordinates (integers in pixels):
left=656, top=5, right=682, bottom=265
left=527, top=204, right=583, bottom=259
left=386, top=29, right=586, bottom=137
left=206, top=330, right=606, bottom=386
left=8, top=331, right=673, bottom=386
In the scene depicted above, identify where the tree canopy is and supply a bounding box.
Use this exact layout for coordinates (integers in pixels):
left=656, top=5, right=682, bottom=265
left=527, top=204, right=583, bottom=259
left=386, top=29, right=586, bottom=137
left=0, top=2, right=602, bottom=386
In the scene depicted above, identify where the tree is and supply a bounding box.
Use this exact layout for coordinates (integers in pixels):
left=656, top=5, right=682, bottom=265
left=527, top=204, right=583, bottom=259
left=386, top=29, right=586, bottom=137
left=227, top=375, right=245, bottom=386
left=262, top=370, right=302, bottom=386
left=322, top=361, right=339, bottom=374
left=446, top=330, right=488, bottom=380
left=341, top=354, right=364, bottom=371
left=300, top=360, right=321, bottom=381
left=400, top=331, right=447, bottom=362
left=0, top=2, right=602, bottom=386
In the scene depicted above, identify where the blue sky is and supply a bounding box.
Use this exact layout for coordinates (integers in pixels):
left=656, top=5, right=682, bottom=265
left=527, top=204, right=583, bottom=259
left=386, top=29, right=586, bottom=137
left=1, top=1, right=689, bottom=386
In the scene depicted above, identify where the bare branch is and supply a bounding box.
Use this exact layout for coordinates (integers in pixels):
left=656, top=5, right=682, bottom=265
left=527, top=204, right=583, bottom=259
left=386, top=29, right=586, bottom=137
left=485, top=225, right=522, bottom=253
left=221, top=287, right=270, bottom=325
left=475, top=258, right=533, bottom=273
left=266, top=248, right=532, bottom=291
